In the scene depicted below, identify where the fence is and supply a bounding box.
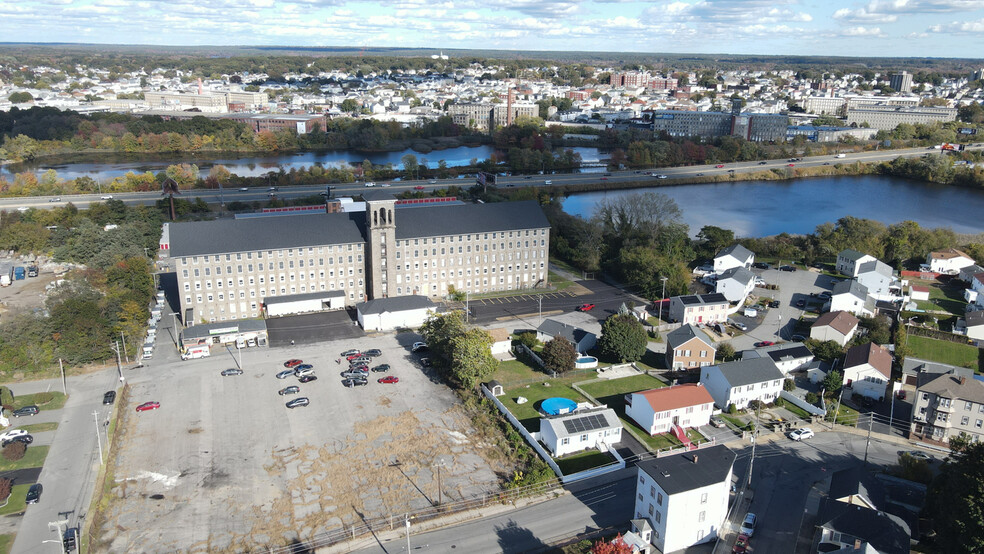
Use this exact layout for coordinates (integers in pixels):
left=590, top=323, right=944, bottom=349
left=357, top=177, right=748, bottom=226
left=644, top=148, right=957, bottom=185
left=481, top=384, right=563, bottom=478
left=514, top=343, right=545, bottom=370
left=906, top=323, right=975, bottom=344
left=780, top=391, right=826, bottom=417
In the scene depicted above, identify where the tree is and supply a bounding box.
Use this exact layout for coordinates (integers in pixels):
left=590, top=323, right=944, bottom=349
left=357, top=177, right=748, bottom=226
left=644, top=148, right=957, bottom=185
left=541, top=337, right=577, bottom=374
left=401, top=153, right=419, bottom=180
left=591, top=534, right=633, bottom=554
left=859, top=316, right=891, bottom=345
left=926, top=438, right=984, bottom=553
left=805, top=339, right=844, bottom=363
left=0, top=478, right=10, bottom=504
left=449, top=328, right=497, bottom=389
left=717, top=342, right=737, bottom=362
left=339, top=98, right=360, bottom=114
left=419, top=311, right=465, bottom=363
left=7, top=92, right=33, bottom=103
left=696, top=225, right=735, bottom=259
left=598, top=314, right=647, bottom=363
left=1, top=442, right=25, bottom=461
left=821, top=369, right=843, bottom=397
left=516, top=332, right=539, bottom=350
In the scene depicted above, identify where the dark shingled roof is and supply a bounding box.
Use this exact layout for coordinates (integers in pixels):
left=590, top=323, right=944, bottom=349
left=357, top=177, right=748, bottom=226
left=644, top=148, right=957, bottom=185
left=666, top=324, right=714, bottom=350
left=637, top=445, right=736, bottom=496
left=395, top=200, right=549, bottom=239
left=817, top=498, right=910, bottom=553
left=169, top=212, right=366, bottom=258
left=357, top=295, right=435, bottom=315
left=710, top=357, right=784, bottom=387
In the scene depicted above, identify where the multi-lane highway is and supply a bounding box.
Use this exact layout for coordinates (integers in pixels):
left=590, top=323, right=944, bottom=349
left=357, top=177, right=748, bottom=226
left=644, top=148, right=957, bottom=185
left=1, top=145, right=973, bottom=211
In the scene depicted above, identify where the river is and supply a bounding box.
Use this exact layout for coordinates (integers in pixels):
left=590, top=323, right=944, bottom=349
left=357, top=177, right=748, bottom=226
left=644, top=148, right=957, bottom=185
left=1, top=146, right=609, bottom=181
left=561, top=175, right=984, bottom=237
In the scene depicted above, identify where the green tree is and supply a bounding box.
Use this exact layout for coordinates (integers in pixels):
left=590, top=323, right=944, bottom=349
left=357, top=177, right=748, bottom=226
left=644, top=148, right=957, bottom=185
left=7, top=92, right=33, bottom=103
left=419, top=311, right=466, bottom=363
left=821, top=369, right=843, bottom=397
left=805, top=338, right=844, bottom=363
left=858, top=316, right=891, bottom=345
left=598, top=314, right=648, bottom=363
left=696, top=226, right=735, bottom=260
left=339, top=98, right=360, bottom=114
left=717, top=342, right=737, bottom=362
left=449, top=328, right=497, bottom=389
left=401, top=153, right=419, bottom=180
left=926, top=437, right=984, bottom=553
left=541, top=337, right=577, bottom=374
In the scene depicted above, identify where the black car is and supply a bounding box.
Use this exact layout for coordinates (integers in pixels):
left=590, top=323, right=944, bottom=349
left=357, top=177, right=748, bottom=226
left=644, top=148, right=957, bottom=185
left=779, top=265, right=797, bottom=272
left=1, top=434, right=33, bottom=447
left=286, top=397, right=310, bottom=409
left=298, top=375, right=318, bottom=383
left=420, top=357, right=432, bottom=368
left=12, top=406, right=39, bottom=417
left=343, top=378, right=369, bottom=388
left=768, top=300, right=780, bottom=309
left=796, top=299, right=806, bottom=308
left=364, top=349, right=382, bottom=357
left=758, top=161, right=768, bottom=165
left=752, top=262, right=770, bottom=270
left=371, top=364, right=391, bottom=373
left=221, top=368, right=243, bottom=376
left=103, top=391, right=117, bottom=405
left=25, top=483, right=42, bottom=504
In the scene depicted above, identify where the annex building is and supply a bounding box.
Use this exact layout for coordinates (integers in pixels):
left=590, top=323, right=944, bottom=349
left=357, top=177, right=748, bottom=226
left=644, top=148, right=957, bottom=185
left=167, top=195, right=550, bottom=324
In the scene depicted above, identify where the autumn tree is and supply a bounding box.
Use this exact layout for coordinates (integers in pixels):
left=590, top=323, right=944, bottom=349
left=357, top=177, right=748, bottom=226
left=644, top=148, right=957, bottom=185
left=591, top=534, right=633, bottom=554
left=541, top=337, right=577, bottom=374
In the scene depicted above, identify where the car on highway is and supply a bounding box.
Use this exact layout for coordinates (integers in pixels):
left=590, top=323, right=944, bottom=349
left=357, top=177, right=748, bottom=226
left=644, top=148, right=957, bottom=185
left=364, top=349, right=382, bottom=357
left=412, top=342, right=428, bottom=353
left=656, top=174, right=668, bottom=179
left=739, top=513, right=757, bottom=536
left=294, top=366, right=314, bottom=377
left=787, top=163, right=795, bottom=167
left=25, top=483, right=42, bottom=505
left=906, top=450, right=933, bottom=461
left=732, top=534, right=750, bottom=554
left=371, top=364, right=391, bottom=373
left=600, top=177, right=608, bottom=180
left=49, top=197, right=61, bottom=202
left=103, top=391, right=116, bottom=405
left=789, top=427, right=815, bottom=441
left=340, top=349, right=361, bottom=357
left=276, top=369, right=296, bottom=379
left=1, top=434, right=33, bottom=447
left=696, top=172, right=704, bottom=176
left=365, top=182, right=376, bottom=187
left=429, top=180, right=437, bottom=184
left=286, top=397, right=310, bottom=409
left=758, top=161, right=767, bottom=165
left=715, top=164, right=725, bottom=168
left=754, top=341, right=775, bottom=347
left=414, top=185, right=425, bottom=190
left=0, top=429, right=29, bottom=442
left=576, top=303, right=596, bottom=312
left=283, top=359, right=304, bottom=368
left=603, top=173, right=612, bottom=176
left=238, top=187, right=249, bottom=191
left=136, top=401, right=160, bottom=412
left=100, top=195, right=114, bottom=200
left=12, top=406, right=39, bottom=417
left=221, top=368, right=243, bottom=376
left=378, top=376, right=399, bottom=384
left=278, top=386, right=301, bottom=396
left=343, top=378, right=369, bottom=388
left=298, top=375, right=318, bottom=383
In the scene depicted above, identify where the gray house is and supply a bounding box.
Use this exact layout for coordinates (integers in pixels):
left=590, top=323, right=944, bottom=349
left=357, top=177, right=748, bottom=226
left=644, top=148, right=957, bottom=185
left=536, top=318, right=597, bottom=353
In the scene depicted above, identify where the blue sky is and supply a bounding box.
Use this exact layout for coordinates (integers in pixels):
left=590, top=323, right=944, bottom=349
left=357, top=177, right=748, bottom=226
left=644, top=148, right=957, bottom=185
left=2, top=0, right=982, bottom=58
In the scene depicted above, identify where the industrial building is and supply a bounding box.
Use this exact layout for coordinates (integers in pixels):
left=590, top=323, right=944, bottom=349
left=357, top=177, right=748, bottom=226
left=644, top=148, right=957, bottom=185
left=846, top=105, right=957, bottom=130
left=448, top=102, right=538, bottom=131
left=651, top=99, right=788, bottom=142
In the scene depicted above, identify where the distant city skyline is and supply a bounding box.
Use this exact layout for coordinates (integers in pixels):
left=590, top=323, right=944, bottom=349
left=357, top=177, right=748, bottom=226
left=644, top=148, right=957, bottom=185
left=1, top=0, right=982, bottom=59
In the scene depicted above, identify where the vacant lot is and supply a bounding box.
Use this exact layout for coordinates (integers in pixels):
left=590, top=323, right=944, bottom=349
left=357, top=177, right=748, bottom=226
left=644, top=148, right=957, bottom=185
left=909, top=335, right=980, bottom=370
left=98, top=333, right=504, bottom=553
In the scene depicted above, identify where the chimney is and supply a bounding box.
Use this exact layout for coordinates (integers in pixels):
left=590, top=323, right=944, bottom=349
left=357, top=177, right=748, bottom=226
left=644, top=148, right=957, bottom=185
left=197, top=77, right=203, bottom=95
left=692, top=454, right=699, bottom=464
left=960, top=376, right=967, bottom=385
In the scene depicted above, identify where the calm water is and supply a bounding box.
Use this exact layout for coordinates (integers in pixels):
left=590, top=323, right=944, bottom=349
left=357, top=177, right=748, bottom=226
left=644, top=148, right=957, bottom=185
left=2, top=145, right=609, bottom=181
left=561, top=175, right=984, bottom=237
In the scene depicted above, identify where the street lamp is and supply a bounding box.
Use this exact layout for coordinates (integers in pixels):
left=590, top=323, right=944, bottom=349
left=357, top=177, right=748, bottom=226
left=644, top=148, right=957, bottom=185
left=658, top=276, right=668, bottom=325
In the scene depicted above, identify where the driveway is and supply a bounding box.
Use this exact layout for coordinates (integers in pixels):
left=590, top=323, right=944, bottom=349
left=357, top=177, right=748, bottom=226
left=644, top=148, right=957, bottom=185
left=468, top=279, right=643, bottom=327
left=265, top=309, right=364, bottom=347
left=731, top=266, right=835, bottom=350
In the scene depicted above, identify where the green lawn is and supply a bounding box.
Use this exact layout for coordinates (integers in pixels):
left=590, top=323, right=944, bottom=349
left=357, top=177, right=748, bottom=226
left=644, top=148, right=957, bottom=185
left=17, top=422, right=58, bottom=434
left=634, top=350, right=667, bottom=371
left=909, top=335, right=980, bottom=370
left=500, top=384, right=588, bottom=432
left=827, top=401, right=861, bottom=426
left=686, top=428, right=706, bottom=443
left=0, top=446, right=49, bottom=472
left=12, top=391, right=68, bottom=412
left=0, top=485, right=29, bottom=516
left=783, top=402, right=813, bottom=420
left=579, top=374, right=666, bottom=400
left=493, top=358, right=546, bottom=384
left=0, top=533, right=13, bottom=554
left=548, top=271, right=575, bottom=292
left=555, top=450, right=617, bottom=475
left=721, top=414, right=747, bottom=429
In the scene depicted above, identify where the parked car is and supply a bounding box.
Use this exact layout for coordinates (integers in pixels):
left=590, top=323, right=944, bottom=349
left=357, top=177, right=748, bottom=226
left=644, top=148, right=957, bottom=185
left=732, top=533, right=750, bottom=553
left=1, top=434, right=33, bottom=447
left=420, top=357, right=432, bottom=368
left=103, top=391, right=117, bottom=405
left=744, top=307, right=758, bottom=318
left=294, top=363, right=314, bottom=372
left=0, top=429, right=29, bottom=442
left=789, top=427, right=815, bottom=441
left=136, top=401, right=160, bottom=412
left=349, top=355, right=371, bottom=365
left=364, top=349, right=382, bottom=357
left=343, top=378, right=369, bottom=388
left=12, top=406, right=39, bottom=417
left=752, top=262, right=770, bottom=269
left=278, top=386, right=301, bottom=396
left=346, top=353, right=366, bottom=361
left=340, top=349, right=361, bottom=357
left=221, top=368, right=243, bottom=376
left=907, top=450, right=933, bottom=461
left=768, top=300, right=780, bottom=308
left=576, top=303, right=596, bottom=312
left=795, top=299, right=806, bottom=308
left=710, top=416, right=726, bottom=428
left=791, top=334, right=807, bottom=342
left=349, top=364, right=370, bottom=372
left=25, top=483, right=42, bottom=505
left=740, top=513, right=757, bottom=536
left=371, top=364, right=391, bottom=373
left=730, top=321, right=748, bottom=331
left=378, top=376, right=400, bottom=384
left=754, top=341, right=775, bottom=347
left=411, top=342, right=428, bottom=353
left=294, top=366, right=314, bottom=377
left=817, top=291, right=832, bottom=300
left=283, top=359, right=303, bottom=368
left=276, top=369, right=296, bottom=379
left=342, top=370, right=366, bottom=379
left=298, top=375, right=318, bottom=383
left=779, top=265, right=797, bottom=272
left=286, top=397, right=310, bottom=408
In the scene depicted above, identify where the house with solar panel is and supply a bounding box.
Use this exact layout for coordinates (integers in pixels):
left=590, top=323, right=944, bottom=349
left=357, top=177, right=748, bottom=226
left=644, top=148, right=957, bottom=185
left=668, top=293, right=729, bottom=325
left=741, top=342, right=815, bottom=375
left=539, top=407, right=622, bottom=457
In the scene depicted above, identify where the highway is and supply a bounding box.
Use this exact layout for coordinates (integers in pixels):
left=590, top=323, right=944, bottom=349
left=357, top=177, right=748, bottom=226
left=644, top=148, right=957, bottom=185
left=0, top=146, right=974, bottom=211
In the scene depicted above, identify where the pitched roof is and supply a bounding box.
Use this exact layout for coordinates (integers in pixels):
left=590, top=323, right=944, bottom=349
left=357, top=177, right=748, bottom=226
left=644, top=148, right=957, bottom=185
left=169, top=211, right=367, bottom=258
left=812, top=311, right=860, bottom=335
left=843, top=342, right=892, bottom=378
left=488, top=328, right=512, bottom=343
left=395, top=200, right=549, bottom=239
left=857, top=259, right=893, bottom=278
left=838, top=249, right=870, bottom=262
left=666, top=324, right=714, bottom=350
left=541, top=408, right=620, bottom=439
left=674, top=293, right=728, bottom=306
left=356, top=295, right=435, bottom=315
left=635, top=383, right=714, bottom=412
left=708, top=357, right=784, bottom=387
left=537, top=319, right=594, bottom=344
left=817, top=499, right=911, bottom=553
left=637, top=445, right=736, bottom=496
left=910, top=285, right=930, bottom=293
left=967, top=310, right=984, bottom=328
left=833, top=279, right=869, bottom=299
left=718, top=266, right=755, bottom=286
left=920, top=372, right=984, bottom=404
left=744, top=343, right=814, bottom=364
left=929, top=247, right=972, bottom=261
left=715, top=244, right=754, bottom=263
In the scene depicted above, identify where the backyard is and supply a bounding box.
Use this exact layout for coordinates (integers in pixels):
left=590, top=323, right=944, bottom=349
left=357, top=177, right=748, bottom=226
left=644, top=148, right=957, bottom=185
left=499, top=382, right=589, bottom=432
left=910, top=278, right=969, bottom=316
left=554, top=450, right=618, bottom=475
left=908, top=335, right=980, bottom=370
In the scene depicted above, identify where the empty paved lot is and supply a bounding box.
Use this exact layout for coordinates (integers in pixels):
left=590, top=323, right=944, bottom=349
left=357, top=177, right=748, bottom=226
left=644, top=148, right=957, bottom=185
left=99, top=334, right=503, bottom=552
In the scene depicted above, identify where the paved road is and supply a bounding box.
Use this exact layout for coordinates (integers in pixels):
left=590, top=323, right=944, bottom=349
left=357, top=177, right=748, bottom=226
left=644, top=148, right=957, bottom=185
left=467, top=279, right=644, bottom=329
left=3, top=146, right=978, bottom=211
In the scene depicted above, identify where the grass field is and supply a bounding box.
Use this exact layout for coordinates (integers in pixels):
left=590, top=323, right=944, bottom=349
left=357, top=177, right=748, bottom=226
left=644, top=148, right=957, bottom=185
left=0, top=446, right=49, bottom=473
left=578, top=374, right=666, bottom=400
left=0, top=485, right=29, bottom=516
left=828, top=402, right=862, bottom=426
left=0, top=534, right=12, bottom=554
left=12, top=391, right=68, bottom=412
left=783, top=402, right=813, bottom=420
left=909, top=335, right=980, bottom=370
left=555, top=450, right=617, bottom=475
left=500, top=383, right=588, bottom=432
left=721, top=414, right=747, bottom=429
left=493, top=359, right=547, bottom=384
left=17, top=422, right=58, bottom=434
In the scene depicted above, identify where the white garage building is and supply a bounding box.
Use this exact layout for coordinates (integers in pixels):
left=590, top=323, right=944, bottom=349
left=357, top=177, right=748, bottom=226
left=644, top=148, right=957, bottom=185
left=357, top=295, right=437, bottom=331
left=264, top=290, right=347, bottom=317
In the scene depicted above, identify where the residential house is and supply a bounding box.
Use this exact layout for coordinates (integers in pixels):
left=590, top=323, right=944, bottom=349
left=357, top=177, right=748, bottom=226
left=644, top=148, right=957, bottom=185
left=901, top=357, right=973, bottom=388
left=715, top=267, right=756, bottom=303
left=958, top=264, right=984, bottom=284
left=536, top=318, right=597, bottom=353
left=665, top=325, right=716, bottom=371
left=836, top=249, right=877, bottom=277
left=356, top=295, right=436, bottom=332
left=623, top=520, right=654, bottom=554
left=811, top=311, right=860, bottom=346
left=965, top=310, right=984, bottom=341
left=829, top=280, right=874, bottom=317
left=699, top=357, right=784, bottom=410
left=815, top=469, right=912, bottom=554
left=927, top=248, right=976, bottom=274
left=855, top=260, right=901, bottom=301
left=713, top=244, right=755, bottom=273
left=488, top=328, right=512, bottom=356
left=911, top=372, right=984, bottom=444
left=624, top=384, right=715, bottom=435
left=741, top=342, right=815, bottom=375
left=967, top=273, right=984, bottom=308
left=633, top=445, right=736, bottom=553
left=668, top=293, right=729, bottom=325
left=539, top=407, right=622, bottom=457
left=842, top=343, right=892, bottom=401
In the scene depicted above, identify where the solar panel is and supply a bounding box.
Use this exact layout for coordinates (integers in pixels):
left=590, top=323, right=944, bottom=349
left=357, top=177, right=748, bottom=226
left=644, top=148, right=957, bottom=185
left=701, top=293, right=727, bottom=303
left=562, top=413, right=610, bottom=434
left=680, top=296, right=700, bottom=305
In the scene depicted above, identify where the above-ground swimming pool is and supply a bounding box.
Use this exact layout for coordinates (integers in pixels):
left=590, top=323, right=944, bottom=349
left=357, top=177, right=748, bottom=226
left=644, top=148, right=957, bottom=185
left=575, top=356, right=599, bottom=369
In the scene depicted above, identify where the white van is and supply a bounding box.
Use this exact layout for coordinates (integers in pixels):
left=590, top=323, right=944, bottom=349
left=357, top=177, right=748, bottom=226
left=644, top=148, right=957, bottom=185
left=142, top=345, right=154, bottom=358
left=181, top=345, right=210, bottom=360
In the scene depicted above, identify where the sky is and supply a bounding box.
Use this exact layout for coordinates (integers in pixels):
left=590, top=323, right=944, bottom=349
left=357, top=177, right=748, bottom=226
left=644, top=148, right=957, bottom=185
left=1, top=0, right=982, bottom=58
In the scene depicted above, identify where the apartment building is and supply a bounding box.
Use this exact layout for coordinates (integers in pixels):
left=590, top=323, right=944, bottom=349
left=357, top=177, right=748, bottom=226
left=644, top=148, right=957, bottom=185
left=665, top=324, right=716, bottom=371
left=168, top=196, right=550, bottom=324
left=911, top=373, right=984, bottom=444
left=668, top=293, right=729, bottom=325
left=447, top=102, right=538, bottom=131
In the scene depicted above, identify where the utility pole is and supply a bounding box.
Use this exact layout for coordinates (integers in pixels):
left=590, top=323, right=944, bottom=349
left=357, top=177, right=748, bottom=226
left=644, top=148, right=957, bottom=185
left=111, top=341, right=124, bottom=383
left=59, top=359, right=66, bottom=395
left=658, top=276, right=668, bottom=325
left=538, top=294, right=543, bottom=326
left=437, top=464, right=442, bottom=506
left=237, top=343, right=243, bottom=369
left=830, top=383, right=844, bottom=431
left=465, top=291, right=469, bottom=324
left=120, top=332, right=129, bottom=364
left=405, top=513, right=412, bottom=553
left=863, top=411, right=874, bottom=466
left=92, top=411, right=103, bottom=463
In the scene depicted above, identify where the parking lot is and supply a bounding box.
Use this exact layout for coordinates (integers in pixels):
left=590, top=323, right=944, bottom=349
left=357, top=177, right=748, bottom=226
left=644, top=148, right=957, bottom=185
left=102, top=333, right=503, bottom=552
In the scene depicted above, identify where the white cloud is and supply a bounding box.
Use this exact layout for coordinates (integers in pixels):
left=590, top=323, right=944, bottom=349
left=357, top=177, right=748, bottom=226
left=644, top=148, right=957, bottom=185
left=928, top=18, right=984, bottom=33
left=840, top=25, right=884, bottom=36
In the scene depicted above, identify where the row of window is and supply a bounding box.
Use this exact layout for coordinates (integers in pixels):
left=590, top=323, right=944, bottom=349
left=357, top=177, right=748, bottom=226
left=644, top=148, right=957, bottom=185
left=733, top=380, right=781, bottom=394
left=928, top=394, right=984, bottom=414
left=187, top=269, right=361, bottom=292
left=183, top=255, right=362, bottom=278
left=399, top=241, right=545, bottom=257
left=181, top=244, right=362, bottom=265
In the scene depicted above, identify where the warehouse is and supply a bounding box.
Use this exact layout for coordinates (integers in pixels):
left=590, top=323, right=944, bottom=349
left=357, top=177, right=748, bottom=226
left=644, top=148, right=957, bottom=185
left=357, top=295, right=437, bottom=332
left=264, top=290, right=346, bottom=317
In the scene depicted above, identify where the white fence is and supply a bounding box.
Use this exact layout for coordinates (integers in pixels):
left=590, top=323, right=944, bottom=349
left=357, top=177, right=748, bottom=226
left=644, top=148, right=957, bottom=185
left=560, top=446, right=626, bottom=484
left=481, top=384, right=562, bottom=478
left=780, top=390, right=826, bottom=417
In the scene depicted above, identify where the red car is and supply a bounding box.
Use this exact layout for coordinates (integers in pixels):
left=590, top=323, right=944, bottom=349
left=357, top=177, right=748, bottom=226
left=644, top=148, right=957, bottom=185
left=732, top=534, right=750, bottom=554
left=788, top=163, right=795, bottom=167
left=576, top=303, right=596, bottom=312
left=378, top=376, right=399, bottom=384
left=346, top=353, right=364, bottom=361
left=600, top=177, right=608, bottom=180
left=136, top=401, right=160, bottom=412
left=283, top=359, right=303, bottom=368
left=754, top=341, right=775, bottom=347
left=414, top=185, right=425, bottom=190
left=716, top=164, right=725, bottom=168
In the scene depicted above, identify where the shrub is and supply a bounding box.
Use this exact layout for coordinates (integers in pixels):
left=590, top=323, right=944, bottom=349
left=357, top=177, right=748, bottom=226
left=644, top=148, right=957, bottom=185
left=773, top=397, right=785, bottom=407
left=728, top=403, right=737, bottom=415
left=805, top=392, right=820, bottom=406
left=33, top=391, right=53, bottom=405
left=748, top=400, right=763, bottom=411
left=2, top=442, right=26, bottom=461
left=783, top=378, right=796, bottom=391
left=516, top=332, right=539, bottom=350
left=0, top=387, right=13, bottom=407
left=0, top=478, right=10, bottom=503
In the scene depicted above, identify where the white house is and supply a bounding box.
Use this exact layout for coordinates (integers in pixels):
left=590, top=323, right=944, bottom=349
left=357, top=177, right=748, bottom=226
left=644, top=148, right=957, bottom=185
left=927, top=248, right=976, bottom=275
left=668, top=293, right=729, bottom=325
left=811, top=311, right=860, bottom=346
left=356, top=295, right=436, bottom=331
left=842, top=343, right=892, bottom=401
left=699, top=357, right=784, bottom=410
left=741, top=342, right=815, bottom=375
left=958, top=265, right=984, bottom=284
left=715, top=267, right=756, bottom=303
left=910, top=285, right=930, bottom=302
left=713, top=244, right=755, bottom=273
left=488, top=328, right=512, bottom=356
left=829, top=280, right=874, bottom=317
left=855, top=260, right=901, bottom=301
left=539, top=407, right=622, bottom=457
left=536, top=319, right=597, bottom=353
left=836, top=249, right=877, bottom=277
left=633, top=445, right=736, bottom=553
left=966, top=310, right=984, bottom=341
left=624, top=384, right=715, bottom=435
